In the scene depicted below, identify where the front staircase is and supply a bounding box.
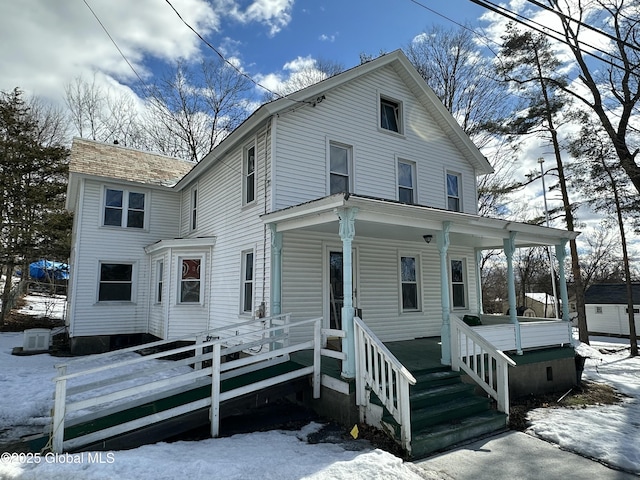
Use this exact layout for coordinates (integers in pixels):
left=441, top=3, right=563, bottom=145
left=378, top=365, right=507, bottom=458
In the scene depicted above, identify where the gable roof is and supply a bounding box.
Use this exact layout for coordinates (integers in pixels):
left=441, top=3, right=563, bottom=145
left=584, top=283, right=640, bottom=305
left=69, top=138, right=194, bottom=186
left=176, top=50, right=494, bottom=189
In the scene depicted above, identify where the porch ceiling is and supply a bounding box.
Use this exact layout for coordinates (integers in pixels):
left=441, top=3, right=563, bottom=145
left=262, top=194, right=579, bottom=250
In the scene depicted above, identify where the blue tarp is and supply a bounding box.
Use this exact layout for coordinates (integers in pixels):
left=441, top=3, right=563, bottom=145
left=29, top=260, right=69, bottom=281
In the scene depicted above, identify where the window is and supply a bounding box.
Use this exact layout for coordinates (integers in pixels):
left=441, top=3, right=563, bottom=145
left=626, top=307, right=640, bottom=314
left=400, top=256, right=420, bottom=311
left=450, top=259, right=467, bottom=308
left=241, top=251, right=254, bottom=313
left=156, top=260, right=164, bottom=303
left=380, top=97, right=402, bottom=134
left=191, top=187, right=198, bottom=231
left=244, top=145, right=256, bottom=204
left=595, top=306, right=603, bottom=314
left=180, top=258, right=201, bottom=303
left=398, top=160, right=415, bottom=204
left=446, top=172, right=461, bottom=212
left=329, top=143, right=352, bottom=194
left=104, top=188, right=146, bottom=228
left=98, top=263, right=133, bottom=301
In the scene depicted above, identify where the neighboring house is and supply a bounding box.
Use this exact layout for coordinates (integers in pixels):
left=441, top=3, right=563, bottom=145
left=65, top=51, right=579, bottom=454
left=585, top=283, right=640, bottom=336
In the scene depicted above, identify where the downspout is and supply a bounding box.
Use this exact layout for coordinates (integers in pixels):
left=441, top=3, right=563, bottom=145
left=504, top=231, right=522, bottom=355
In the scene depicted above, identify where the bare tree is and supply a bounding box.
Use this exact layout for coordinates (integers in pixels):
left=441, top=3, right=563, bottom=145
left=262, top=58, right=344, bottom=101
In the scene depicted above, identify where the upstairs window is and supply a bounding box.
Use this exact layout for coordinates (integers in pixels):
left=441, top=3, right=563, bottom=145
left=450, top=258, right=467, bottom=309
left=98, top=263, right=133, bottom=302
left=104, top=188, right=146, bottom=229
left=398, top=160, right=415, bottom=204
left=400, top=255, right=420, bottom=311
left=180, top=258, right=201, bottom=304
left=329, top=142, right=352, bottom=194
left=380, top=97, right=403, bottom=134
left=241, top=251, right=254, bottom=314
left=446, top=172, right=461, bottom=212
left=191, top=187, right=198, bottom=231
left=244, top=145, right=256, bottom=204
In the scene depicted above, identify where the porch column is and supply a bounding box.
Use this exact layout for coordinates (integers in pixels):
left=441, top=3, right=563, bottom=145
left=503, top=232, right=523, bottom=355
left=555, top=240, right=574, bottom=344
left=336, top=207, right=358, bottom=379
left=438, top=222, right=452, bottom=365
left=475, top=248, right=484, bottom=315
left=269, top=224, right=283, bottom=316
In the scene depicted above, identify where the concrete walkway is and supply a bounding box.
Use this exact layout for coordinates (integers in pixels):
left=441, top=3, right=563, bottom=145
left=412, top=431, right=637, bottom=480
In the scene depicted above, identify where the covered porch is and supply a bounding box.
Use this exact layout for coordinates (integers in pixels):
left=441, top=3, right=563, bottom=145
left=263, top=192, right=579, bottom=380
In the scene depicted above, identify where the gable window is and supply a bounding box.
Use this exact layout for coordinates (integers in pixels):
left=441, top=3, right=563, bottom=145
left=380, top=97, right=403, bottom=134
left=446, top=172, right=461, bottom=212
left=180, top=258, right=201, bottom=303
left=398, top=160, right=416, bottom=204
left=244, top=145, right=256, bottom=204
left=329, top=142, right=352, bottom=194
left=450, top=259, right=467, bottom=309
left=156, top=260, right=164, bottom=303
left=400, top=255, right=420, bottom=311
left=98, top=263, right=133, bottom=302
left=241, top=251, right=254, bottom=314
left=104, top=188, right=146, bottom=228
left=191, top=187, right=198, bottom=231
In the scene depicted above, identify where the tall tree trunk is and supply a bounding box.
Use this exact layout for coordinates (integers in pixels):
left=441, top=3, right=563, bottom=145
left=0, top=260, right=15, bottom=324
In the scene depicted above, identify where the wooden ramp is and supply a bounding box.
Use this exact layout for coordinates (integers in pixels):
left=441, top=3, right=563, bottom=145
left=49, top=315, right=325, bottom=453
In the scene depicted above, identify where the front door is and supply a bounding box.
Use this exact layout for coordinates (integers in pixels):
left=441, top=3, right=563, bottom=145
left=327, top=249, right=357, bottom=330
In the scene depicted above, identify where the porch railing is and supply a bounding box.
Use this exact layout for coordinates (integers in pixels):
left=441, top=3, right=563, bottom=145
left=354, top=316, right=416, bottom=452
left=477, top=315, right=573, bottom=351
left=450, top=314, right=516, bottom=414
left=51, top=315, right=322, bottom=453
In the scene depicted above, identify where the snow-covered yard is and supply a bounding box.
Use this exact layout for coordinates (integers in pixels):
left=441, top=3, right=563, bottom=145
left=0, top=294, right=638, bottom=478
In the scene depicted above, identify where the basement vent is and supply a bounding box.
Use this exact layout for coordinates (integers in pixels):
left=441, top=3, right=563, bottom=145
left=23, top=329, right=51, bottom=352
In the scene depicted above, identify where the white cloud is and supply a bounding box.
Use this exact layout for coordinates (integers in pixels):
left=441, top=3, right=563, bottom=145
left=282, top=55, right=316, bottom=72
left=319, top=33, right=336, bottom=42
left=228, top=0, right=295, bottom=36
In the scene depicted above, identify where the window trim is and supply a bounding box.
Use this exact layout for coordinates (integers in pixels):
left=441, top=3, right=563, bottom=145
left=397, top=158, right=417, bottom=204
left=243, top=143, right=257, bottom=206
left=378, top=92, right=404, bottom=136
left=190, top=185, right=198, bottom=231
left=241, top=250, right=255, bottom=315
left=97, top=261, right=135, bottom=303
left=446, top=171, right=462, bottom=212
left=398, top=253, right=421, bottom=313
left=327, top=139, right=354, bottom=195
left=101, top=186, right=148, bottom=230
left=450, top=257, right=468, bottom=310
left=177, top=256, right=204, bottom=305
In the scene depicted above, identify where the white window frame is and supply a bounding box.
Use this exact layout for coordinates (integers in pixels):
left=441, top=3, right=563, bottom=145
left=97, top=261, right=135, bottom=303
left=190, top=185, right=198, bottom=231
left=241, top=250, right=255, bottom=315
left=450, top=257, right=467, bottom=309
left=243, top=143, right=256, bottom=205
left=398, top=253, right=421, bottom=313
left=156, top=259, right=164, bottom=304
left=177, top=256, right=204, bottom=305
left=102, top=186, right=148, bottom=229
left=446, top=171, right=462, bottom=212
left=378, top=93, right=404, bottom=135
left=397, top=158, right=416, bottom=204
left=327, top=140, right=354, bottom=195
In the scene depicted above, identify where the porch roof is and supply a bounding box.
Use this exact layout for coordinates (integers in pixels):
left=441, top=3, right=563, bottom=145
left=261, top=193, right=579, bottom=249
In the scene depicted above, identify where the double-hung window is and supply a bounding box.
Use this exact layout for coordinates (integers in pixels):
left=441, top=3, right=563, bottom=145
left=450, top=259, right=467, bottom=309
left=104, top=188, right=146, bottom=228
left=190, top=187, right=198, bottom=231
left=398, top=160, right=416, bottom=204
left=400, top=255, right=420, bottom=311
left=446, top=172, right=461, bottom=212
left=156, top=260, right=164, bottom=303
left=179, top=258, right=201, bottom=303
left=380, top=96, right=403, bottom=134
left=98, top=263, right=133, bottom=302
left=244, top=145, right=256, bottom=204
left=241, top=251, right=254, bottom=314
left=329, top=142, right=352, bottom=194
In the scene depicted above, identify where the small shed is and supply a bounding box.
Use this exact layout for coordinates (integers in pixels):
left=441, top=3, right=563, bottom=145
left=584, top=283, right=640, bottom=336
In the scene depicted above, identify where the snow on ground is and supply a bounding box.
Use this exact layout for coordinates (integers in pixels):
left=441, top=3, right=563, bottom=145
left=526, top=336, right=640, bottom=474
left=1, top=295, right=639, bottom=478
left=15, top=293, right=66, bottom=320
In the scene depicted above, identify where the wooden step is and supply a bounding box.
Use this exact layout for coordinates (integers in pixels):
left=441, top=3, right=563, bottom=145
left=408, top=395, right=491, bottom=431
left=409, top=382, right=476, bottom=410
left=411, top=369, right=462, bottom=390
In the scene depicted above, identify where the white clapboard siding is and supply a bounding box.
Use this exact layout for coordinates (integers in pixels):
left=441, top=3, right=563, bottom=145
left=586, top=304, right=640, bottom=336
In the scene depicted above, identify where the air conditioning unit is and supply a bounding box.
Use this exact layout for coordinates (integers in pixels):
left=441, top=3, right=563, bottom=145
left=23, top=328, right=51, bottom=352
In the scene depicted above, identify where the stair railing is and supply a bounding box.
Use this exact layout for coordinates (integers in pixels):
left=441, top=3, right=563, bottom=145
left=354, top=316, right=416, bottom=452
left=450, top=314, right=516, bottom=414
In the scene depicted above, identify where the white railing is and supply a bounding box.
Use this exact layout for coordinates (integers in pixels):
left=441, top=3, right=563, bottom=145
left=450, top=315, right=516, bottom=414
left=476, top=315, right=572, bottom=351
left=51, top=315, right=322, bottom=453
left=354, top=316, right=416, bottom=453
